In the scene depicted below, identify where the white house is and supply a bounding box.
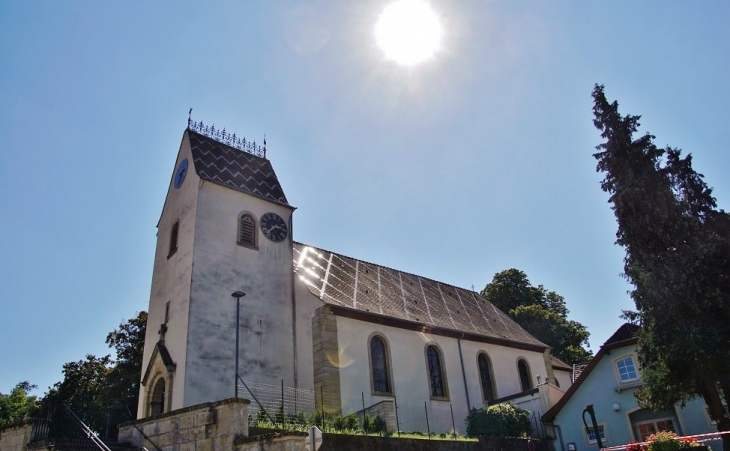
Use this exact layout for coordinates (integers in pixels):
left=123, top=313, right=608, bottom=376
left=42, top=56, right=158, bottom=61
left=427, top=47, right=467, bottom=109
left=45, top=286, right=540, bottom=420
left=138, top=123, right=571, bottom=434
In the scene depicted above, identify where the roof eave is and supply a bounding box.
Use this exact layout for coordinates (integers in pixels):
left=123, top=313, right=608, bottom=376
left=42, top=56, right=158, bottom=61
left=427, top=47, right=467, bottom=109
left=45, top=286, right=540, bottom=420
left=327, top=304, right=550, bottom=353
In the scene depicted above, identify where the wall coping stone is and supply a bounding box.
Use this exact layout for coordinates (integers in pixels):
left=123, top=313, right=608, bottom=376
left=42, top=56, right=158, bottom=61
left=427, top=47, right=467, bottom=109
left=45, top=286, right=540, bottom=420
left=235, top=430, right=308, bottom=444
left=119, top=397, right=250, bottom=427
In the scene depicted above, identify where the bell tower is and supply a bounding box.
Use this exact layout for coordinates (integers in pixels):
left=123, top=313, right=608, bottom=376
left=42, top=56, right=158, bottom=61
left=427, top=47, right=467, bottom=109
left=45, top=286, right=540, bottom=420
left=138, top=122, right=296, bottom=417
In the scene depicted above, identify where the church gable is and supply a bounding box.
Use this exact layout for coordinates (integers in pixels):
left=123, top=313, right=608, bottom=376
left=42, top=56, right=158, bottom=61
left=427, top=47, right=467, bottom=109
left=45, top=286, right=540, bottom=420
left=293, top=242, right=546, bottom=349
left=187, top=127, right=288, bottom=205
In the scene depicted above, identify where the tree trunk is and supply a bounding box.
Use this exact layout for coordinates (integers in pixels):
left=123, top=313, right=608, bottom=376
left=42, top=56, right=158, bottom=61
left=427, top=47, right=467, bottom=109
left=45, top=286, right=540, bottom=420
left=716, top=376, right=730, bottom=451
left=702, top=378, right=730, bottom=451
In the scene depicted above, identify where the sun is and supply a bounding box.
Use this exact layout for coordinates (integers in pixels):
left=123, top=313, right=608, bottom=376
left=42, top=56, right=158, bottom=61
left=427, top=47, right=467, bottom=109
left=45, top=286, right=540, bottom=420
left=374, top=0, right=443, bottom=66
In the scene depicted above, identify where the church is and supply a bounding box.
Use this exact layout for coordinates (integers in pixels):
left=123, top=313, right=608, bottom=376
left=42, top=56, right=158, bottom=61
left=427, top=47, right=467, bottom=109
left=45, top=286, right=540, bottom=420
left=137, top=121, right=572, bottom=434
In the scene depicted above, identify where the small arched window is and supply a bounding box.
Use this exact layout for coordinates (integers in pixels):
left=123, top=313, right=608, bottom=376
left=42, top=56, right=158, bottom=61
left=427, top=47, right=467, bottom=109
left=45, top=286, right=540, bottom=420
left=370, top=336, right=391, bottom=394
left=168, top=220, right=179, bottom=258
left=426, top=345, right=447, bottom=398
left=518, top=359, right=532, bottom=392
left=150, top=378, right=166, bottom=416
left=238, top=213, right=257, bottom=248
left=478, top=353, right=496, bottom=402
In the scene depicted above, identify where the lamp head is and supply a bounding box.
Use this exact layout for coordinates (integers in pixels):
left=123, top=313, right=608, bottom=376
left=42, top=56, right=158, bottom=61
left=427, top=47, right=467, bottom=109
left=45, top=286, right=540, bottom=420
left=231, top=291, right=246, bottom=299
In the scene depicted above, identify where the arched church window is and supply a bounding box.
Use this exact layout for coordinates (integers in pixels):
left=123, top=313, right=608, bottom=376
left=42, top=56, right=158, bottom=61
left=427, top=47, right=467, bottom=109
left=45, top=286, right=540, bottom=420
left=370, top=336, right=391, bottom=394
left=518, top=359, right=532, bottom=392
left=168, top=220, right=179, bottom=258
left=426, top=345, right=448, bottom=398
left=150, top=378, right=166, bottom=416
left=478, top=353, right=496, bottom=402
left=238, top=213, right=257, bottom=248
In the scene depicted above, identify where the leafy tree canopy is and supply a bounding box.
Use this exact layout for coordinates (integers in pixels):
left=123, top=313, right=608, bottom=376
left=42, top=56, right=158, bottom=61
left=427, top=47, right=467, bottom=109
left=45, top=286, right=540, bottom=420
left=39, top=312, right=147, bottom=431
left=0, top=381, right=38, bottom=427
left=480, top=269, right=591, bottom=364
left=592, top=85, right=730, bottom=449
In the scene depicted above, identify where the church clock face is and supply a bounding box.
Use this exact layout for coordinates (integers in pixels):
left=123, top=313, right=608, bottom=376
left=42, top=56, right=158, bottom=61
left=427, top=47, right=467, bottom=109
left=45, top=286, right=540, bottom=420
left=260, top=212, right=288, bottom=242
left=174, top=158, right=188, bottom=189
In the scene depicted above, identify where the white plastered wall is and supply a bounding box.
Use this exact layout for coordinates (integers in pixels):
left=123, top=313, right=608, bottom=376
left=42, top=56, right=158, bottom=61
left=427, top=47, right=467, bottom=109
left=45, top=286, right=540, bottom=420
left=335, top=315, right=549, bottom=434
left=554, top=368, right=573, bottom=390
left=138, top=133, right=198, bottom=417
left=183, top=180, right=296, bottom=407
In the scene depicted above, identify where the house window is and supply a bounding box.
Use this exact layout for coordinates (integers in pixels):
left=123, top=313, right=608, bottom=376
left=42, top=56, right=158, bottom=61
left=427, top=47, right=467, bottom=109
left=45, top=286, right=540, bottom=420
left=370, top=336, right=391, bottom=394
left=238, top=213, right=257, bottom=248
left=635, top=419, right=675, bottom=441
left=426, top=345, right=447, bottom=398
left=706, top=405, right=729, bottom=426
left=616, top=356, right=638, bottom=383
left=518, top=359, right=532, bottom=391
left=478, top=353, right=496, bottom=402
left=585, top=425, right=607, bottom=444
left=168, top=220, right=179, bottom=258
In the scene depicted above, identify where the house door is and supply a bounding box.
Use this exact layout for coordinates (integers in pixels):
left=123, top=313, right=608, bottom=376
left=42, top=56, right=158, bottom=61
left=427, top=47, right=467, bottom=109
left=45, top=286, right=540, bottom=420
left=629, top=409, right=681, bottom=441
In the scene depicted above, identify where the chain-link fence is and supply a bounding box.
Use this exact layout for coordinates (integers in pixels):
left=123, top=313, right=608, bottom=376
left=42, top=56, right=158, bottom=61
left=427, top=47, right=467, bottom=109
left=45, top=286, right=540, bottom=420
left=237, top=378, right=316, bottom=429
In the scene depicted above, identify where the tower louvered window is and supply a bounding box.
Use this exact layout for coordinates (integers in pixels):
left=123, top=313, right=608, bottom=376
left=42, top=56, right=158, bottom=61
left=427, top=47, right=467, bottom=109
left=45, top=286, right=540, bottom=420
left=239, top=214, right=256, bottom=247
left=168, top=221, right=179, bottom=258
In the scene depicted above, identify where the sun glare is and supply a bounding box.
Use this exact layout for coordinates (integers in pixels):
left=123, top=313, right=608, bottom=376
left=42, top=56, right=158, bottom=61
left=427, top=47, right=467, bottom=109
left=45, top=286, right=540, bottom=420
left=375, top=0, right=443, bottom=66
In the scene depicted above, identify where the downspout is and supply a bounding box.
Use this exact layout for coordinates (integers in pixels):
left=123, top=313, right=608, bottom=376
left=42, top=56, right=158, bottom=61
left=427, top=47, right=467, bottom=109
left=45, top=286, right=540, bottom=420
left=289, top=212, right=298, bottom=388
left=554, top=424, right=566, bottom=451
left=457, top=334, right=471, bottom=411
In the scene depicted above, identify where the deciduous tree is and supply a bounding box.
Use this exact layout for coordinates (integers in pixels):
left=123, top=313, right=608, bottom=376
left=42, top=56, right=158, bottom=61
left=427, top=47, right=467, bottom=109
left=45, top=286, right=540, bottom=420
left=0, top=381, right=38, bottom=427
left=480, top=269, right=591, bottom=364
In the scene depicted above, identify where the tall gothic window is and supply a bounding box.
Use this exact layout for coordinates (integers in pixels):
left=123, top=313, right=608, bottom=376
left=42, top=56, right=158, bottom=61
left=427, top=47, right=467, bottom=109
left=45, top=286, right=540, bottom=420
left=238, top=213, right=256, bottom=248
left=478, top=353, right=496, bottom=402
left=370, top=336, right=391, bottom=394
left=427, top=345, right=446, bottom=398
left=518, top=359, right=532, bottom=392
left=168, top=220, right=179, bottom=258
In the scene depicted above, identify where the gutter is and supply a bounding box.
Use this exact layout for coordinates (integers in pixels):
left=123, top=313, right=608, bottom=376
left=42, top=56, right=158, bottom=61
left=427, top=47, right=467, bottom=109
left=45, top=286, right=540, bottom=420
left=457, top=334, right=471, bottom=411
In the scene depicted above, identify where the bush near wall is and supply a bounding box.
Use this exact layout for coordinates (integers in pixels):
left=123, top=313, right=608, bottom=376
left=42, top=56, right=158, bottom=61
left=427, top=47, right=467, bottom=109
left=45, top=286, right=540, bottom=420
left=465, top=403, right=532, bottom=438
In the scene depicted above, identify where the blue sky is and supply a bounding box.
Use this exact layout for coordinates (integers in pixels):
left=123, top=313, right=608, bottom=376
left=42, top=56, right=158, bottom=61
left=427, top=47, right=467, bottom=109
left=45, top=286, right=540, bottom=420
left=1, top=1, right=728, bottom=396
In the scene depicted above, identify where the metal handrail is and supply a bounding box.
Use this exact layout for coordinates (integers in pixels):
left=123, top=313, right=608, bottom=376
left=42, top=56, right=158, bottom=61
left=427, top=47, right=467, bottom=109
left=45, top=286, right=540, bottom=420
left=238, top=375, right=280, bottom=429
left=121, top=404, right=162, bottom=451
left=61, top=404, right=112, bottom=451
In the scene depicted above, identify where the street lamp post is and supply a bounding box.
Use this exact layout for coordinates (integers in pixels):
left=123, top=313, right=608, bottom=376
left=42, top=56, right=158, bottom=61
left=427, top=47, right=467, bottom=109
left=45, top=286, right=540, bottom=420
left=231, top=291, right=246, bottom=398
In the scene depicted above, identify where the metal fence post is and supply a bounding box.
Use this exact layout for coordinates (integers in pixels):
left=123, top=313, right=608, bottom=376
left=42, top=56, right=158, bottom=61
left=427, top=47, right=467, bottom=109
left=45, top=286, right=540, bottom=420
left=424, top=402, right=431, bottom=439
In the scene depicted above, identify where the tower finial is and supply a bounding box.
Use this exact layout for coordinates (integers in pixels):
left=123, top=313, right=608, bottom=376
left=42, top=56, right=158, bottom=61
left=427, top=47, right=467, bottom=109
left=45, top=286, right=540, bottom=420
left=264, top=134, right=267, bottom=158
left=188, top=108, right=193, bottom=128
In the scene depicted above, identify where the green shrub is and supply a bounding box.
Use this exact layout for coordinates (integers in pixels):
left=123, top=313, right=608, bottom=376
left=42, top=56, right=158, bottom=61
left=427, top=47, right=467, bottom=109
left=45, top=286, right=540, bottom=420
left=465, top=403, right=533, bottom=438
left=644, top=432, right=701, bottom=451
left=372, top=415, right=386, bottom=433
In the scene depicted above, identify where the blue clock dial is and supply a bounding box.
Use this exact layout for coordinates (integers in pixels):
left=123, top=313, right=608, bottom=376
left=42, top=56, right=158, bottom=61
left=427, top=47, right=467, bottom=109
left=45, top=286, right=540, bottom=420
left=174, top=159, right=188, bottom=189
left=260, top=212, right=288, bottom=242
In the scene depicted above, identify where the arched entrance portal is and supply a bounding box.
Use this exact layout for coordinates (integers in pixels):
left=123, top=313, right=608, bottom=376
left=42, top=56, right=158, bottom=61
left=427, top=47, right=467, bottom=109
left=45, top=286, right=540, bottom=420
left=150, top=378, right=166, bottom=416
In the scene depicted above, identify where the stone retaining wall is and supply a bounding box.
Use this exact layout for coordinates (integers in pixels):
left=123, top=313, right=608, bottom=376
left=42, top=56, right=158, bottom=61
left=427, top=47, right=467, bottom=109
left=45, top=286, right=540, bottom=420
left=319, top=434, right=549, bottom=451
left=357, top=399, right=397, bottom=432
left=0, top=421, right=34, bottom=451
left=118, top=398, right=250, bottom=450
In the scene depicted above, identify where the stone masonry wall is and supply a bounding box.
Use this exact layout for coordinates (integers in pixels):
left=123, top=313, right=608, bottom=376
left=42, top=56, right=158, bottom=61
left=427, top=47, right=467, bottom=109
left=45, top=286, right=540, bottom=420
left=312, top=306, right=342, bottom=414
left=118, top=398, right=249, bottom=450
left=0, top=421, right=33, bottom=451
left=358, top=400, right=397, bottom=432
